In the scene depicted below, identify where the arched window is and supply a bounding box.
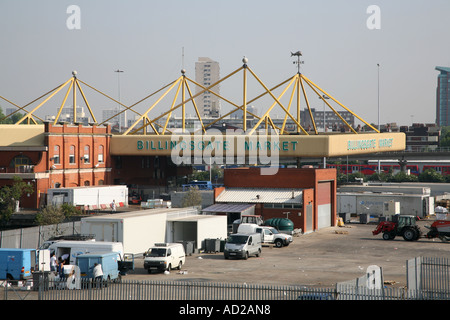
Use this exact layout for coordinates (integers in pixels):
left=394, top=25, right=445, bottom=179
left=69, top=145, right=76, bottom=164
left=84, top=145, right=90, bottom=164
left=54, top=145, right=60, bottom=164
left=98, top=145, right=104, bottom=163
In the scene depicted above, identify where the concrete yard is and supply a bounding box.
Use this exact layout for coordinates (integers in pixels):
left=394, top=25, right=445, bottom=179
left=125, top=218, right=450, bottom=288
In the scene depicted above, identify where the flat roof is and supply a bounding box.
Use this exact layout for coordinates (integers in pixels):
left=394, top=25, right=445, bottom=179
left=202, top=203, right=255, bottom=213
left=215, top=188, right=303, bottom=204
left=81, top=207, right=198, bottom=220
left=49, top=185, right=127, bottom=191
left=167, top=214, right=226, bottom=222
left=337, top=192, right=427, bottom=198
left=0, top=125, right=45, bottom=147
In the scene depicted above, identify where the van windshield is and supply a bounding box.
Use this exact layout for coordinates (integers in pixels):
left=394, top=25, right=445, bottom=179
left=227, top=235, right=249, bottom=244
left=39, top=242, right=52, bottom=250
left=146, top=248, right=166, bottom=257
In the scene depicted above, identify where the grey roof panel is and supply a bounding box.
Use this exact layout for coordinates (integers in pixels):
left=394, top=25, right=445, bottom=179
left=215, top=188, right=303, bottom=204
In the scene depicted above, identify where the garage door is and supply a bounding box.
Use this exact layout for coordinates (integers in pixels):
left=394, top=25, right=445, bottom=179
left=317, top=182, right=332, bottom=229
left=318, top=204, right=331, bottom=229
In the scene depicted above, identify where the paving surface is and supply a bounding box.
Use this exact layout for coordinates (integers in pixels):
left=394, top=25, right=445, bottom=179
left=3, top=217, right=449, bottom=301
left=125, top=218, right=450, bottom=288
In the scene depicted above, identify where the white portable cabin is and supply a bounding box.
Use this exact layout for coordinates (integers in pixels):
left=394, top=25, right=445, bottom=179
left=337, top=192, right=433, bottom=218
left=166, top=213, right=227, bottom=250
left=80, top=208, right=227, bottom=254
left=47, top=185, right=128, bottom=209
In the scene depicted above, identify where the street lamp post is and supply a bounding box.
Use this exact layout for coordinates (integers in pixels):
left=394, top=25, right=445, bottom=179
left=377, top=63, right=380, bottom=174
left=377, top=63, right=380, bottom=131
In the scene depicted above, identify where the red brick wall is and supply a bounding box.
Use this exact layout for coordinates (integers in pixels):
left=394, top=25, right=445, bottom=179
left=45, top=123, right=112, bottom=188
left=223, top=167, right=337, bottom=231
left=0, top=123, right=114, bottom=209
left=224, top=167, right=336, bottom=189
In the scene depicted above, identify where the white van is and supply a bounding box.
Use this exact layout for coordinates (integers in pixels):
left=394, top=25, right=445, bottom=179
left=48, top=240, right=124, bottom=265
left=224, top=233, right=262, bottom=260
left=143, top=243, right=186, bottom=273
left=237, top=223, right=293, bottom=248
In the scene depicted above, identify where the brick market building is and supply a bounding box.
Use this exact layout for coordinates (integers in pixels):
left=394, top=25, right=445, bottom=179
left=0, top=122, right=192, bottom=210
left=212, top=167, right=337, bottom=233
left=0, top=122, right=112, bottom=209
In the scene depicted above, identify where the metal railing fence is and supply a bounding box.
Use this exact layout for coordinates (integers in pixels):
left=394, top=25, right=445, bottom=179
left=407, top=256, right=450, bottom=299
left=33, top=278, right=449, bottom=301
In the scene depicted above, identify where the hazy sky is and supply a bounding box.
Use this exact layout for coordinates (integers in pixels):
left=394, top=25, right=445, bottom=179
left=1, top=0, right=449, bottom=127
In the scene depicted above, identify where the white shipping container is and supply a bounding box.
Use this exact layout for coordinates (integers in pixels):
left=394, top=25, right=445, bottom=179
left=166, top=214, right=228, bottom=250
left=337, top=194, right=357, bottom=214
left=337, top=192, right=432, bottom=218
left=47, top=185, right=128, bottom=208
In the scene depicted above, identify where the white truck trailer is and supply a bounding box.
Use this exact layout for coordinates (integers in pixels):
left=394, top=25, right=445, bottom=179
left=47, top=185, right=128, bottom=209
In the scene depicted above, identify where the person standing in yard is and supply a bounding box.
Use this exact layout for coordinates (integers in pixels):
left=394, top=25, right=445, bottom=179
left=93, top=263, right=103, bottom=288
left=111, top=200, right=116, bottom=213
left=50, top=253, right=57, bottom=272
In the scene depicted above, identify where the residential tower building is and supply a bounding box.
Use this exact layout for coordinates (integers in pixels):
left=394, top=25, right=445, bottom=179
left=436, top=66, right=450, bottom=127
left=195, top=57, right=221, bottom=118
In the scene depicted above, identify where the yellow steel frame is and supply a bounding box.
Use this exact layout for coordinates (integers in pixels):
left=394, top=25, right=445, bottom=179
left=11, top=73, right=99, bottom=125
left=2, top=57, right=379, bottom=136
left=124, top=59, right=378, bottom=136
left=0, top=94, right=45, bottom=123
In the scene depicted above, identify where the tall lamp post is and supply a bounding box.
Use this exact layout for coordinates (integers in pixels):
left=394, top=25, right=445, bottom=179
left=377, top=63, right=380, bottom=131
left=377, top=63, right=381, bottom=174
left=114, top=69, right=124, bottom=132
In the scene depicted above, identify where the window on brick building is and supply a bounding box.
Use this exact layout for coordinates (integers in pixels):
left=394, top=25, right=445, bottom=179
left=11, top=155, right=31, bottom=167
left=84, top=145, right=90, bottom=163
left=54, top=145, right=60, bottom=164
left=98, top=145, right=104, bottom=163
left=69, top=145, right=76, bottom=164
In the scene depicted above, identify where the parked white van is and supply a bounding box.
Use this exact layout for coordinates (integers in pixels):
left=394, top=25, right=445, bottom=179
left=143, top=243, right=186, bottom=273
left=237, top=223, right=293, bottom=248
left=48, top=240, right=124, bottom=265
left=224, top=233, right=262, bottom=260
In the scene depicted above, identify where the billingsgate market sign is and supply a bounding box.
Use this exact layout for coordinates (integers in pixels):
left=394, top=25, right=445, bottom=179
left=110, top=130, right=406, bottom=164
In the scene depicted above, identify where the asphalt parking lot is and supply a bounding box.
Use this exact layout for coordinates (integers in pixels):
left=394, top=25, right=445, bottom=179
left=125, top=218, right=450, bottom=288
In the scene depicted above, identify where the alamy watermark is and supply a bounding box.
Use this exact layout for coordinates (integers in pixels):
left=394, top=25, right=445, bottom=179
left=66, top=5, right=81, bottom=30
left=65, top=5, right=380, bottom=31
left=168, top=128, right=280, bottom=176
left=366, top=5, right=381, bottom=30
